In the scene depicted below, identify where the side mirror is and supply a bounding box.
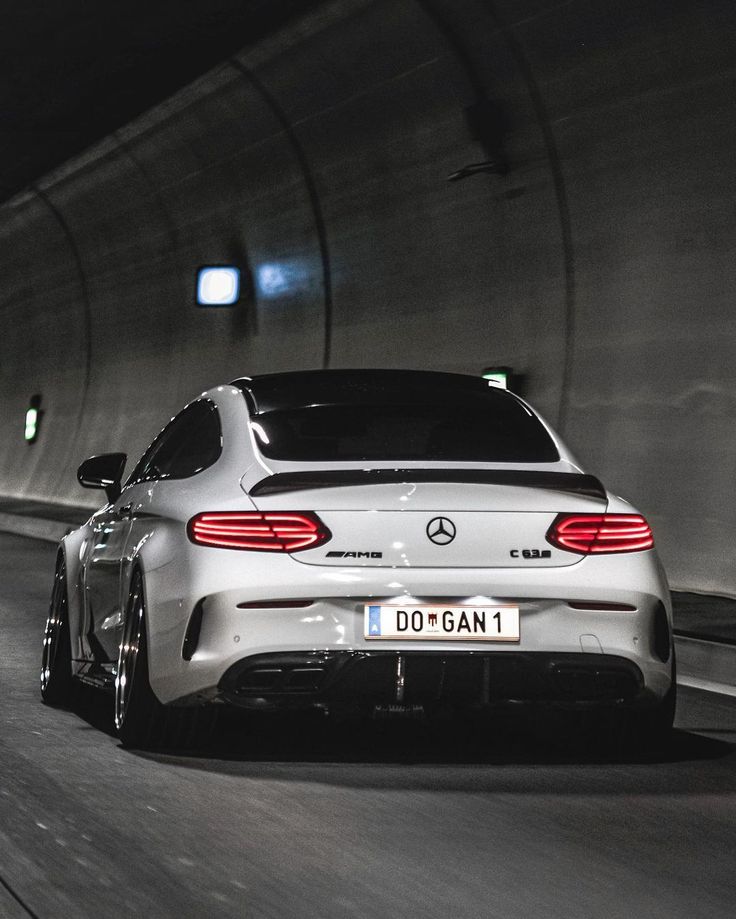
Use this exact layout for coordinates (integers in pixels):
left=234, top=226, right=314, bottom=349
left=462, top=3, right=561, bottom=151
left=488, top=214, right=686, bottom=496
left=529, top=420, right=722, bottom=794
left=77, top=453, right=127, bottom=504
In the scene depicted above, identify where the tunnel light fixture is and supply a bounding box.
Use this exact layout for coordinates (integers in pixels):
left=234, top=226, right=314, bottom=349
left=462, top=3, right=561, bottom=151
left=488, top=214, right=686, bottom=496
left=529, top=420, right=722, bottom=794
left=482, top=366, right=512, bottom=390
left=25, top=394, right=42, bottom=443
left=24, top=409, right=37, bottom=441
left=196, top=266, right=240, bottom=306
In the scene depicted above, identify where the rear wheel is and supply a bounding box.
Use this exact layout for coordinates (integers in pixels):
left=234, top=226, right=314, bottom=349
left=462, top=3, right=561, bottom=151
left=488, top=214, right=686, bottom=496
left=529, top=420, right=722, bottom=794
left=115, top=571, right=164, bottom=748
left=41, top=555, right=73, bottom=705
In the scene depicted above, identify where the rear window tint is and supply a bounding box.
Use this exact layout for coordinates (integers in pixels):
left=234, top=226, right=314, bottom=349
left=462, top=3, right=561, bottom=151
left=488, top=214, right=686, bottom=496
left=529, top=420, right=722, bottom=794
left=250, top=399, right=558, bottom=463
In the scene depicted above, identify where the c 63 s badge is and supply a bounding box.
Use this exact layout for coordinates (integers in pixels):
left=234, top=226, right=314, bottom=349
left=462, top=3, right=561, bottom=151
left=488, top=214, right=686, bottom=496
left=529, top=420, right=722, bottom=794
left=510, top=548, right=552, bottom=559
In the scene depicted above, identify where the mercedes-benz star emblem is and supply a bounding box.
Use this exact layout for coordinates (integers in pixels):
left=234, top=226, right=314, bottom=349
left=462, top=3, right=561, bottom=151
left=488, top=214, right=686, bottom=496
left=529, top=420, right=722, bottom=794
left=426, top=516, right=456, bottom=545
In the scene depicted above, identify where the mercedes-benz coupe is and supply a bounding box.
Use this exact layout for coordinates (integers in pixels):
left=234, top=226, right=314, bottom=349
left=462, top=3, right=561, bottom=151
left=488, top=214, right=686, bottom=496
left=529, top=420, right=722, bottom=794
left=41, top=370, right=675, bottom=748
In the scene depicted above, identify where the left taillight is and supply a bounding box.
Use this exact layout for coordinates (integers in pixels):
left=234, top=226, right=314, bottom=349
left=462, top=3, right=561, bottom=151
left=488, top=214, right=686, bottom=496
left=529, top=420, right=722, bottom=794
left=187, top=512, right=331, bottom=552
left=546, top=514, right=654, bottom=554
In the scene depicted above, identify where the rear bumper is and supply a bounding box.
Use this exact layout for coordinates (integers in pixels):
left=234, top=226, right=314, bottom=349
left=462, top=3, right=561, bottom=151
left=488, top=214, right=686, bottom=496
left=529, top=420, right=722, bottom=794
left=143, top=548, right=673, bottom=705
left=152, top=593, right=672, bottom=705
left=218, top=650, right=650, bottom=712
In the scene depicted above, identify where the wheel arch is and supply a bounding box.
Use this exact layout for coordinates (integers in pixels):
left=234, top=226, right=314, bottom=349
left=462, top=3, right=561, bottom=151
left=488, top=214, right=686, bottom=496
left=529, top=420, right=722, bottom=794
left=119, top=552, right=167, bottom=703
left=59, top=525, right=89, bottom=667
left=120, top=549, right=147, bottom=624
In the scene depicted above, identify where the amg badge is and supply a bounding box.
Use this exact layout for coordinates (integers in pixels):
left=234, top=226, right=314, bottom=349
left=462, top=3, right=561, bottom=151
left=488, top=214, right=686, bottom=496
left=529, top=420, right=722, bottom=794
left=326, top=550, right=383, bottom=558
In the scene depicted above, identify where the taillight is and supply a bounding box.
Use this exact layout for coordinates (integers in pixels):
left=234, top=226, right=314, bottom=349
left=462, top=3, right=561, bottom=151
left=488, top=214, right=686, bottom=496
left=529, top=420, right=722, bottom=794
left=187, top=512, right=331, bottom=552
left=547, top=514, right=654, bottom=554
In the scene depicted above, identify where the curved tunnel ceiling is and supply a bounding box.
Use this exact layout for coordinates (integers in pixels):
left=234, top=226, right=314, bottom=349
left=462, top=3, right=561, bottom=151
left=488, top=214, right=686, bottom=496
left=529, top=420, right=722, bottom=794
left=0, top=0, right=320, bottom=202
left=0, top=0, right=734, bottom=595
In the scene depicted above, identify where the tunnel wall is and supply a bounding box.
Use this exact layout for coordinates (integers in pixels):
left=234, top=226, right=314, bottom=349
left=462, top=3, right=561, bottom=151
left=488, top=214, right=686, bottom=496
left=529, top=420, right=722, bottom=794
left=0, top=0, right=734, bottom=594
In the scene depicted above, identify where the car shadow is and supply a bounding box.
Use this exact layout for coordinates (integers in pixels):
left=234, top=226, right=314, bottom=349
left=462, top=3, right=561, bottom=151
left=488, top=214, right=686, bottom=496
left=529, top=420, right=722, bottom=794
left=66, top=685, right=736, bottom=794
left=66, top=684, right=117, bottom=737
left=140, top=708, right=735, bottom=787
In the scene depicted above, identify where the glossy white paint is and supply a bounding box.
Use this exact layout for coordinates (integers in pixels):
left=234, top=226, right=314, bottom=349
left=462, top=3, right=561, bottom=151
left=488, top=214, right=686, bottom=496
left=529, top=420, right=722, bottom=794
left=60, top=378, right=673, bottom=707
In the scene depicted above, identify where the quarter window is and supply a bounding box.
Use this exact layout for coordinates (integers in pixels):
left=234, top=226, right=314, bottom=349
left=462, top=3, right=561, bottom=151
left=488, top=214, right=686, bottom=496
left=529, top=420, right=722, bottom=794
left=127, top=400, right=222, bottom=485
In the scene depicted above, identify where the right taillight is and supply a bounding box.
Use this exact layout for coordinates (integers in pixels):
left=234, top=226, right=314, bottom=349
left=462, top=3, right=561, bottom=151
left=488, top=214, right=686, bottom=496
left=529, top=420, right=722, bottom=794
left=546, top=514, right=654, bottom=554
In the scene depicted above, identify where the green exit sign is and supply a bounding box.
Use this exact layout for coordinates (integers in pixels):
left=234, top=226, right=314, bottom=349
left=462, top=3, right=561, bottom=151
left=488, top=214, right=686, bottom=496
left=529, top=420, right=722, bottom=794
left=482, top=367, right=512, bottom=390
left=25, top=395, right=41, bottom=443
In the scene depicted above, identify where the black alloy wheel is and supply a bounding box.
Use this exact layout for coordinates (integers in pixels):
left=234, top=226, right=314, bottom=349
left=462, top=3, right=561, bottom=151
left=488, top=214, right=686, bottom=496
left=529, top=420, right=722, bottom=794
left=115, top=570, right=163, bottom=748
left=40, top=554, right=73, bottom=705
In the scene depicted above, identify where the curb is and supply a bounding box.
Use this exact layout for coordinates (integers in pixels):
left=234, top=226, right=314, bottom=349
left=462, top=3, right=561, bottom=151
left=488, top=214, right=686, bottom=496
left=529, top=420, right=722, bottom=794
left=0, top=511, right=72, bottom=544
left=674, top=635, right=736, bottom=697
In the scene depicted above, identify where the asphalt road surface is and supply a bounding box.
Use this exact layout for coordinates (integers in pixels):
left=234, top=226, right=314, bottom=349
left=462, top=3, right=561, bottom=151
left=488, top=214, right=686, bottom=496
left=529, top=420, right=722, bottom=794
left=0, top=531, right=734, bottom=919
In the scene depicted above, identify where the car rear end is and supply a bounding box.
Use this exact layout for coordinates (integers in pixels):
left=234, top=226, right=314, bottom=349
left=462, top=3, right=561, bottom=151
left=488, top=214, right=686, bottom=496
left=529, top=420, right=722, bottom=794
left=166, top=371, right=673, bottom=721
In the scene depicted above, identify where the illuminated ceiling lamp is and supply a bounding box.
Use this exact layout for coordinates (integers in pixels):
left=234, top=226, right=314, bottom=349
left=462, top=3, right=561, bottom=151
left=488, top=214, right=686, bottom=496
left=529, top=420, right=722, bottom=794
left=196, top=266, right=241, bottom=306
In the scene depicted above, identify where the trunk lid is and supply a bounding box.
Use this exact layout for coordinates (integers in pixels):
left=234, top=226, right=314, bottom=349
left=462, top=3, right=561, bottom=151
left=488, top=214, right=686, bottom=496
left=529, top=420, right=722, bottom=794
left=246, top=470, right=607, bottom=568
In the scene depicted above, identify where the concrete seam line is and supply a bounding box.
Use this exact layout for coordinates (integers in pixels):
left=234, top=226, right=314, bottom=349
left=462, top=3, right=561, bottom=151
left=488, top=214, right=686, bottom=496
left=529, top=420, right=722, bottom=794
left=413, top=0, right=576, bottom=432
left=112, top=130, right=182, bottom=262
left=480, top=1, right=577, bottom=434
left=227, top=57, right=333, bottom=370
left=32, top=185, right=94, bottom=494
left=413, top=0, right=493, bottom=101
left=0, top=872, right=42, bottom=919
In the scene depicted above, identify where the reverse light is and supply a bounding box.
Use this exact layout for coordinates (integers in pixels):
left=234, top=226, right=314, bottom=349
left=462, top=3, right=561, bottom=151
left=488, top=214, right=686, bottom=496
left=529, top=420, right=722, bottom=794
left=187, top=512, right=331, bottom=552
left=547, top=514, right=654, bottom=554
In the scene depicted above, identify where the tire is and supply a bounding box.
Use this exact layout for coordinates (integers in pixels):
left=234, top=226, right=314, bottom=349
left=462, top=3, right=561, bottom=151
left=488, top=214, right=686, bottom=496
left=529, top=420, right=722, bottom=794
left=115, top=570, right=164, bottom=749
left=41, top=554, right=74, bottom=705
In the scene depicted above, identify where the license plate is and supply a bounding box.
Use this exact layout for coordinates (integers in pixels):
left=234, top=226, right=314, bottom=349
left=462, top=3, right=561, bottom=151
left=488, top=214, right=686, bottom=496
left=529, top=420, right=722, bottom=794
left=364, top=604, right=520, bottom=641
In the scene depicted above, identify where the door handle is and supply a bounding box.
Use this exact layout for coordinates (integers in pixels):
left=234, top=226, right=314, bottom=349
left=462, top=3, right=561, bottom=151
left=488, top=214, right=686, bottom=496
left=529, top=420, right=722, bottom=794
left=117, top=503, right=133, bottom=519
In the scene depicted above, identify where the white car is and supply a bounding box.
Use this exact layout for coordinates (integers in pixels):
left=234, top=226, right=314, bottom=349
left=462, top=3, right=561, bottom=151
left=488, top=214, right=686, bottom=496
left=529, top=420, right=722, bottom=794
left=41, top=370, right=675, bottom=747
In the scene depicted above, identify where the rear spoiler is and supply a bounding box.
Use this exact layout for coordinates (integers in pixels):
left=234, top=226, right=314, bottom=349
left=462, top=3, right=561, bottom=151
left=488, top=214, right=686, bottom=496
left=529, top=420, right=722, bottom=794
left=249, top=469, right=607, bottom=500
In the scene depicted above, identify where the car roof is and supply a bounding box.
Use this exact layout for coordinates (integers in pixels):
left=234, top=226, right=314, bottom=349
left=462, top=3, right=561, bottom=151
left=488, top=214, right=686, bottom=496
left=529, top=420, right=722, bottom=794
left=231, top=369, right=522, bottom=415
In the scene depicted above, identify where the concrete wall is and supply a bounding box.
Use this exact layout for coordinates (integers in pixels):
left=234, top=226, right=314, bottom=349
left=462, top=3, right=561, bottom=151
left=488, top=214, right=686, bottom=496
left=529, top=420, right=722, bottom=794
left=0, top=0, right=734, bottom=594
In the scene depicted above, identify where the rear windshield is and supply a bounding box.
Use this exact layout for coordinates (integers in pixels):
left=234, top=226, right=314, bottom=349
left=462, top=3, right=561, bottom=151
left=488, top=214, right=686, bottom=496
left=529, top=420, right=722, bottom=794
left=250, top=398, right=559, bottom=463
